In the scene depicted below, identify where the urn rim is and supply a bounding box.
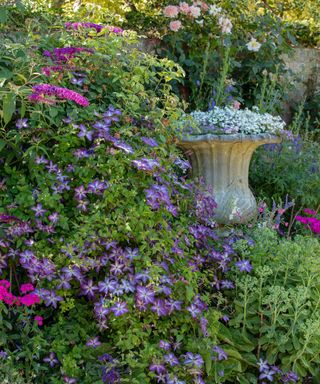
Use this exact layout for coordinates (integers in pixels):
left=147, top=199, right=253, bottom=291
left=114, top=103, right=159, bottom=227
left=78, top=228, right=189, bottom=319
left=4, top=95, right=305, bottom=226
left=179, top=132, right=282, bottom=144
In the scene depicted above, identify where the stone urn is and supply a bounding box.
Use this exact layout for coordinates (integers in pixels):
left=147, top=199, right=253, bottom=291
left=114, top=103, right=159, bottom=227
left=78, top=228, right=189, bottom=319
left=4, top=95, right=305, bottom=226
left=179, top=133, right=281, bottom=224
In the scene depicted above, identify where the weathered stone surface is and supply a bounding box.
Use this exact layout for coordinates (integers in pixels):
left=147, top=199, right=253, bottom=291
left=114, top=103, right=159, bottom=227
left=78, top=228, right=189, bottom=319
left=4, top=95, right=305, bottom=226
left=282, top=48, right=320, bottom=121
left=179, top=133, right=281, bottom=224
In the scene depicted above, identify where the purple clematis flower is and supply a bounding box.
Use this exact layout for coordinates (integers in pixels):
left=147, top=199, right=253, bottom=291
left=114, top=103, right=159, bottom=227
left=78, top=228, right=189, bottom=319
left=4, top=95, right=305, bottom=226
left=42, top=290, right=63, bottom=308
left=77, top=124, right=93, bottom=141
left=186, top=303, right=201, bottom=318
left=258, top=358, right=270, bottom=372
left=164, top=353, right=179, bottom=367
left=281, top=371, right=299, bottom=382
left=136, top=286, right=155, bottom=304
left=80, top=279, right=98, bottom=299
left=141, top=137, right=158, bottom=147
left=16, top=118, right=29, bottom=129
left=212, top=346, right=228, bottom=361
left=111, top=301, right=129, bottom=316
left=87, top=179, right=108, bottom=194
left=183, top=352, right=204, bottom=368
left=132, top=158, right=160, bottom=172
left=86, top=337, right=101, bottom=348
left=98, top=278, right=118, bottom=294
left=149, top=363, right=166, bottom=374
left=113, top=140, right=134, bottom=154
left=48, top=212, right=59, bottom=224
left=35, top=155, right=48, bottom=165
left=31, top=203, right=47, bottom=217
left=259, top=370, right=276, bottom=381
left=159, top=340, right=171, bottom=351
left=151, top=299, right=169, bottom=316
left=63, top=377, right=77, bottom=384
left=235, top=259, right=252, bottom=273
left=74, top=185, right=87, bottom=200
left=43, top=352, right=59, bottom=367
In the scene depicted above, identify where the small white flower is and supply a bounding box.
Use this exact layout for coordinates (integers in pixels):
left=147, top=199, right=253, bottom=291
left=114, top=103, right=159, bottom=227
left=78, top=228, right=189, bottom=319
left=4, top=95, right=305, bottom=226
left=208, top=4, right=222, bottom=16
left=186, top=106, right=285, bottom=136
left=196, top=19, right=204, bottom=26
left=218, top=16, right=233, bottom=34
left=246, top=38, right=262, bottom=52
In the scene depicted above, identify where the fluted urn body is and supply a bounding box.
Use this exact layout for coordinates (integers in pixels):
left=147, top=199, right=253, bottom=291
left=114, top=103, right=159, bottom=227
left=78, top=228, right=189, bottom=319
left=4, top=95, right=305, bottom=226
left=179, top=133, right=281, bottom=224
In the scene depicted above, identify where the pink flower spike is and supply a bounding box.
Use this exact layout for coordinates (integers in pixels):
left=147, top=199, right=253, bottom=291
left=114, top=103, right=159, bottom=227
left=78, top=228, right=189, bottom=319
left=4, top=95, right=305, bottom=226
left=29, top=84, right=89, bottom=107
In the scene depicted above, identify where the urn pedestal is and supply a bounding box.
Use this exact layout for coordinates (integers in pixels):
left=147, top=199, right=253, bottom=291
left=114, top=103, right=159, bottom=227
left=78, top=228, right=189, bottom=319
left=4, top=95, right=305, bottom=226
left=179, top=133, right=281, bottom=224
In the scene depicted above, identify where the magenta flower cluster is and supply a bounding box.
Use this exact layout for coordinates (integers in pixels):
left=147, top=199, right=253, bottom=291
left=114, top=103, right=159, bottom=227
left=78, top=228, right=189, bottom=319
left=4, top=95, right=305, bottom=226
left=29, top=84, right=89, bottom=107
left=64, top=22, right=123, bottom=34
left=43, top=47, right=94, bottom=63
left=0, top=280, right=41, bottom=308
left=296, top=208, right=320, bottom=234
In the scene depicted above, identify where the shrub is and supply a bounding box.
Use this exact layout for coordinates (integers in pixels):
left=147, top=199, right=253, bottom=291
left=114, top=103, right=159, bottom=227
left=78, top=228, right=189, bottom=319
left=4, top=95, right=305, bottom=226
left=122, top=0, right=294, bottom=112
left=0, top=7, right=248, bottom=383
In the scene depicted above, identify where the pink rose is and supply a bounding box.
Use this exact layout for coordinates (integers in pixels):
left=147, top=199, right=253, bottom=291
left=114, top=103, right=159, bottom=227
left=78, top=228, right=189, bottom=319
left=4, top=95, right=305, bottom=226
left=169, top=20, right=183, bottom=32
left=179, top=2, right=190, bottom=14
left=163, top=5, right=179, bottom=18
left=232, top=100, right=241, bottom=110
left=189, top=5, right=201, bottom=18
left=199, top=1, right=209, bottom=11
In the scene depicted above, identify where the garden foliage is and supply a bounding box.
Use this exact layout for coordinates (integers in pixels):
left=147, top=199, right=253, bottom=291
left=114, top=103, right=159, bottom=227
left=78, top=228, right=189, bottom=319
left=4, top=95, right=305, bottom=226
left=250, top=136, right=320, bottom=210
left=0, top=3, right=319, bottom=384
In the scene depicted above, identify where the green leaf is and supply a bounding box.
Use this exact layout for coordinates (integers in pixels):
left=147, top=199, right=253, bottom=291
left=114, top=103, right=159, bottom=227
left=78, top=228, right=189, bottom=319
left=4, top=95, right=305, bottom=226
left=3, top=92, right=16, bottom=124
left=0, top=9, right=8, bottom=23
left=0, top=140, right=6, bottom=153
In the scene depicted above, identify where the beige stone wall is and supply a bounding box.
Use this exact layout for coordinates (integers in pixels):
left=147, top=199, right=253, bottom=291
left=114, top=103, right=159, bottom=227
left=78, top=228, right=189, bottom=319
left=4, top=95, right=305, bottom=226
left=282, top=48, right=320, bottom=121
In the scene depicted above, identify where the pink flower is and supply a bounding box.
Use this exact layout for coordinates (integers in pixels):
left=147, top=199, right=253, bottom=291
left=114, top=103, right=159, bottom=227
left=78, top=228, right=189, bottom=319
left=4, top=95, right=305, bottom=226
left=193, top=1, right=209, bottom=11
left=303, top=208, right=317, bottom=216
left=311, top=221, right=320, bottom=234
left=0, top=280, right=10, bottom=289
left=29, top=84, right=89, bottom=107
left=20, top=283, right=35, bottom=294
left=34, top=315, right=43, bottom=326
left=2, top=292, right=17, bottom=306
left=201, top=2, right=209, bottom=11
left=232, top=100, right=241, bottom=110
left=296, top=215, right=308, bottom=224
left=169, top=20, right=183, bottom=32
left=189, top=5, right=201, bottom=18
left=163, top=5, right=179, bottom=18
left=179, top=2, right=190, bottom=14
left=20, top=293, right=40, bottom=307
